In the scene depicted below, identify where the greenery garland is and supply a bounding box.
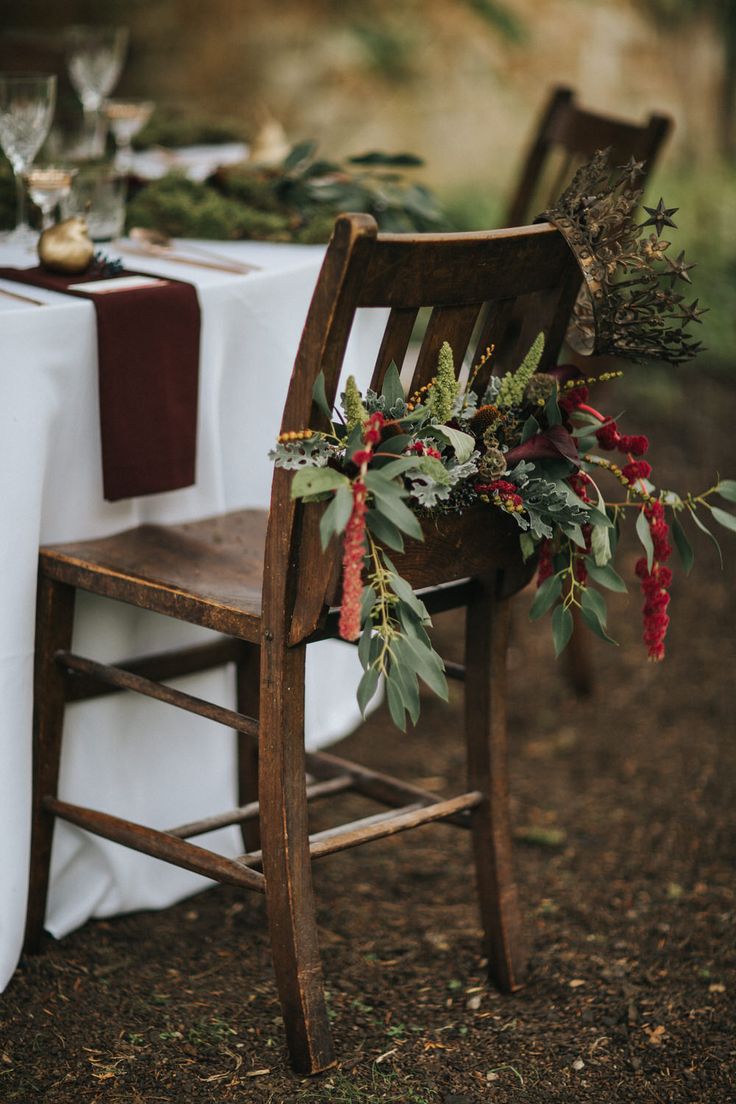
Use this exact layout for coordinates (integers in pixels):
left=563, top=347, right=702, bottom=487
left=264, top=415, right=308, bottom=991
left=272, top=340, right=736, bottom=731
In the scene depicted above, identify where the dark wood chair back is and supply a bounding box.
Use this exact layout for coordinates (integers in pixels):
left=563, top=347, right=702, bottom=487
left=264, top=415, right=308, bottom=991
left=264, top=214, right=582, bottom=645
left=506, top=86, right=672, bottom=226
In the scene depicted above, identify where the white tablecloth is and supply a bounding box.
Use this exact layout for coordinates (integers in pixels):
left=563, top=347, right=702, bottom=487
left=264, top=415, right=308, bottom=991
left=0, top=238, right=384, bottom=992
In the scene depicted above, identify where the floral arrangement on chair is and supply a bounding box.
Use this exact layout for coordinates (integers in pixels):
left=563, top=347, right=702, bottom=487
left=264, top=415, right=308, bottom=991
left=271, top=154, right=735, bottom=730
left=271, top=336, right=735, bottom=730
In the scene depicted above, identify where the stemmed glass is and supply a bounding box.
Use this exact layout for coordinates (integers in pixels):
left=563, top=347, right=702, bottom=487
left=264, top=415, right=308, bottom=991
left=104, top=99, right=154, bottom=172
left=65, top=25, right=128, bottom=159
left=24, top=167, right=77, bottom=232
left=0, top=74, right=57, bottom=246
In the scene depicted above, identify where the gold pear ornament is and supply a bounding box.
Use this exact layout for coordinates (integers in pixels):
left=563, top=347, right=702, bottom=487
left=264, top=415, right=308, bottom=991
left=38, top=216, right=95, bottom=274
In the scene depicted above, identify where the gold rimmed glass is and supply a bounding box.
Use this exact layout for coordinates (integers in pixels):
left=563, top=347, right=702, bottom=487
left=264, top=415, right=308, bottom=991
left=104, top=99, right=154, bottom=172
left=24, top=166, right=78, bottom=232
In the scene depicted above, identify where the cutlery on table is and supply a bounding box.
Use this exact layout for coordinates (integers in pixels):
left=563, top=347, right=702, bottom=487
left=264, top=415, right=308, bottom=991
left=0, top=286, right=45, bottom=306
left=119, top=227, right=261, bottom=274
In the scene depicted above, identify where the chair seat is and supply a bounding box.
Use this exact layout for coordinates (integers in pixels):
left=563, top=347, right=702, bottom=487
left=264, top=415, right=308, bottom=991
left=40, top=509, right=268, bottom=641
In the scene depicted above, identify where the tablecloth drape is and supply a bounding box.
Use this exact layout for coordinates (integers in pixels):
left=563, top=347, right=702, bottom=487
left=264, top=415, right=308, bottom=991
left=0, top=239, right=385, bottom=992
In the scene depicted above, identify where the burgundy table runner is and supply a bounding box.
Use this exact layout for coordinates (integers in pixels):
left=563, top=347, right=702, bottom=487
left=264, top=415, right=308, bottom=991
left=0, top=265, right=201, bottom=501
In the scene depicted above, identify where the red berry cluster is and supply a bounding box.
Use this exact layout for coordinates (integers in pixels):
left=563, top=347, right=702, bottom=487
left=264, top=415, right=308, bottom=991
left=559, top=382, right=589, bottom=415
left=407, top=440, right=442, bottom=460
left=595, top=419, right=649, bottom=458
left=351, top=412, right=385, bottom=467
left=635, top=501, right=673, bottom=662
left=476, top=479, right=525, bottom=512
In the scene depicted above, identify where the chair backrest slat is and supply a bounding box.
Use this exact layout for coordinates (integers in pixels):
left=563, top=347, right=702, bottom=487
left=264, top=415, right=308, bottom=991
left=506, top=86, right=671, bottom=227
left=409, top=304, right=481, bottom=393
left=264, top=215, right=582, bottom=647
left=371, top=307, right=419, bottom=391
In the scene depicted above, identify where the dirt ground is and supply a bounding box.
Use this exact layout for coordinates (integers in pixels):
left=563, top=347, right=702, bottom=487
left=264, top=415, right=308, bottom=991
left=1, top=367, right=734, bottom=1103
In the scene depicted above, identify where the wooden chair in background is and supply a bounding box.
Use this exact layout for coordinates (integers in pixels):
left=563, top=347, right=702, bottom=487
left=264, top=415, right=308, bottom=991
left=504, top=87, right=672, bottom=694
left=26, top=214, right=581, bottom=1073
left=506, top=85, right=672, bottom=227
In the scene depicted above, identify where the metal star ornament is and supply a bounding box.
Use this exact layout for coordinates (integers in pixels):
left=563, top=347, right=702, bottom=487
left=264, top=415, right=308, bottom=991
left=619, top=156, right=647, bottom=188
left=641, top=198, right=679, bottom=236
left=664, top=249, right=695, bottom=285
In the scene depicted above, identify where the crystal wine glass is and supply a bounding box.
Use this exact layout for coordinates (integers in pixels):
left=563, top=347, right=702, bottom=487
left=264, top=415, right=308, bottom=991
left=0, top=74, right=57, bottom=246
left=104, top=98, right=154, bottom=172
left=24, top=166, right=77, bottom=232
left=65, top=25, right=129, bottom=159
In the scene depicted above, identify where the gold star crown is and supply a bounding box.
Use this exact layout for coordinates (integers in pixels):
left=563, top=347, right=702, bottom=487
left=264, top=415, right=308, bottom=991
left=538, top=149, right=706, bottom=365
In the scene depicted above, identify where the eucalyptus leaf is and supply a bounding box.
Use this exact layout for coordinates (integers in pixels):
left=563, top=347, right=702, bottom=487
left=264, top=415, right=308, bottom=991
left=366, top=509, right=405, bottom=551
left=385, top=672, right=407, bottom=731
left=311, top=370, right=333, bottom=422
left=544, top=390, right=562, bottom=426
left=688, top=506, right=723, bottom=568
left=319, top=483, right=353, bottom=549
left=579, top=605, right=618, bottom=645
left=357, top=666, right=380, bottom=716
left=591, top=523, right=612, bottom=567
left=671, top=516, right=694, bottom=574
left=710, top=505, right=736, bottom=534
left=519, top=531, right=536, bottom=561
left=528, top=574, right=562, bottom=621
left=389, top=574, right=429, bottom=620
left=427, top=424, right=476, bottom=463
left=585, top=561, right=627, bottom=592
left=381, top=361, right=404, bottom=407
left=551, top=604, right=573, bottom=657
left=635, top=508, right=654, bottom=572
left=716, top=479, right=736, bottom=503
left=580, top=586, right=608, bottom=628
left=401, top=635, right=448, bottom=699
left=291, top=466, right=349, bottom=499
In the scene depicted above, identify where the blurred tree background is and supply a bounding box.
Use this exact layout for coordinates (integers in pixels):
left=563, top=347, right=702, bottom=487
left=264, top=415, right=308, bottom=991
left=0, top=0, right=733, bottom=362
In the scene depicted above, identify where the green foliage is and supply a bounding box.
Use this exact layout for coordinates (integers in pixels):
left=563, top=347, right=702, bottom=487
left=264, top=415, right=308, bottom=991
left=342, top=375, right=368, bottom=431
left=496, top=333, right=545, bottom=408
left=427, top=341, right=458, bottom=423
left=133, top=108, right=247, bottom=151
left=126, top=172, right=289, bottom=240
left=125, top=142, right=450, bottom=242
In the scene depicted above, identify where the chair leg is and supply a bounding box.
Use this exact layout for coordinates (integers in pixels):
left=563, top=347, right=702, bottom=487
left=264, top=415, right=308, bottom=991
left=464, top=577, right=527, bottom=992
left=258, top=639, right=336, bottom=1074
left=24, top=573, right=76, bottom=954
left=235, top=641, right=260, bottom=852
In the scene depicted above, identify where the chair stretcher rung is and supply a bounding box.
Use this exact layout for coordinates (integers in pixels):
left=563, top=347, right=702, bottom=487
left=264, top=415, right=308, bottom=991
left=443, top=660, right=466, bottom=681
left=241, top=791, right=483, bottom=867
left=166, top=774, right=354, bottom=839
left=56, top=651, right=258, bottom=737
left=43, top=797, right=265, bottom=892
left=64, top=638, right=242, bottom=702
left=305, top=748, right=473, bottom=828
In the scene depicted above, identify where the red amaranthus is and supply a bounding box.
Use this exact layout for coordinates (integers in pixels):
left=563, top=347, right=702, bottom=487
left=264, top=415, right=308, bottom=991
left=338, top=412, right=385, bottom=641
left=636, top=501, right=673, bottom=662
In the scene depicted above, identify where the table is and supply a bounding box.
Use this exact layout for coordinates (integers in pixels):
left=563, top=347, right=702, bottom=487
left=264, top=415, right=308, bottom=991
left=0, top=237, right=385, bottom=993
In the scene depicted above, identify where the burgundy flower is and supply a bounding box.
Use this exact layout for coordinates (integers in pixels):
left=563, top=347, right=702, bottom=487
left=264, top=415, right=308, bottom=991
left=505, top=424, right=580, bottom=466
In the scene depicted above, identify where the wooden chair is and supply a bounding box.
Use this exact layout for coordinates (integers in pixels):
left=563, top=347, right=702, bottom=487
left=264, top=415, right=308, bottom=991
left=506, top=85, right=672, bottom=227
left=505, top=87, right=671, bottom=695
left=25, top=214, right=581, bottom=1074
